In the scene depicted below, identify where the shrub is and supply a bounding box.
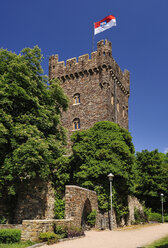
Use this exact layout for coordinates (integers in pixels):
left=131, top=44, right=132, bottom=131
left=53, top=224, right=84, bottom=239
left=66, top=226, right=84, bottom=238
left=87, top=210, right=97, bottom=227
left=39, top=232, right=59, bottom=244
left=143, top=206, right=152, bottom=221
left=164, top=215, right=168, bottom=222
left=0, top=229, right=21, bottom=243
left=132, top=208, right=146, bottom=225
left=148, top=212, right=162, bottom=222
left=54, top=195, right=65, bottom=219
left=134, top=208, right=142, bottom=224
left=0, top=216, right=7, bottom=224
left=145, top=210, right=168, bottom=223
left=53, top=224, right=68, bottom=238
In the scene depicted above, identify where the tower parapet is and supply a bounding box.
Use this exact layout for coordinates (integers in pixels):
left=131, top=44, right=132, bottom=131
left=49, top=40, right=130, bottom=96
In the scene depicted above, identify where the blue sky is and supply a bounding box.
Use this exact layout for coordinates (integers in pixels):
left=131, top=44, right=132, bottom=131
left=1, top=0, right=168, bottom=153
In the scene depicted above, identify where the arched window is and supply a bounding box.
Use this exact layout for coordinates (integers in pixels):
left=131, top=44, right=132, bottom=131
left=73, top=93, right=80, bottom=105
left=73, top=118, right=80, bottom=130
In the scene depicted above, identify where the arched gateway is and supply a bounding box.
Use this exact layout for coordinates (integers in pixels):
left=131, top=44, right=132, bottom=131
left=65, top=185, right=98, bottom=227
left=81, top=198, right=92, bottom=227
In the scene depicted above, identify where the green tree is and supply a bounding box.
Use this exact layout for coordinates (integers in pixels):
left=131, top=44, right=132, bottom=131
left=135, top=149, right=168, bottom=212
left=0, top=46, right=68, bottom=197
left=69, top=121, right=136, bottom=221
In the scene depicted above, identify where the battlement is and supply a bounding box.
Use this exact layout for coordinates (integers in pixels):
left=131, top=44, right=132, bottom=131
left=49, top=40, right=130, bottom=94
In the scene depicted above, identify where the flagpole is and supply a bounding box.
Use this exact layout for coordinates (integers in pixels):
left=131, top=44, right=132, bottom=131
left=92, top=23, right=95, bottom=53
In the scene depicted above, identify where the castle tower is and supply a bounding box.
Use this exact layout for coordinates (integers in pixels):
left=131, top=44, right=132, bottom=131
left=49, top=40, right=130, bottom=144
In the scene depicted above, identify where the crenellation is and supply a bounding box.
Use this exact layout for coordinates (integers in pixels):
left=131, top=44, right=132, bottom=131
left=97, top=39, right=105, bottom=48
left=57, top=61, right=65, bottom=69
left=50, top=54, right=58, bottom=63
left=105, top=39, right=112, bottom=48
left=91, top=51, right=97, bottom=62
left=110, top=58, right=130, bottom=93
left=66, top=57, right=77, bottom=68
left=97, top=40, right=112, bottom=59
left=77, top=54, right=90, bottom=72
left=78, top=54, right=89, bottom=63
left=124, top=69, right=130, bottom=79
left=49, top=43, right=127, bottom=91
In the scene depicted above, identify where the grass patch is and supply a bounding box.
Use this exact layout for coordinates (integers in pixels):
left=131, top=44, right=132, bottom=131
left=144, top=235, right=168, bottom=247
left=0, top=240, right=35, bottom=248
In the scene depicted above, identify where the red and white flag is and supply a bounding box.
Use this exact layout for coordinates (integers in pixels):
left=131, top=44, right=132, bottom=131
left=94, top=15, right=116, bottom=35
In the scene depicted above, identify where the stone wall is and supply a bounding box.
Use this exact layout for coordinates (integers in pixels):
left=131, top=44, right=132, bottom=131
left=21, top=219, right=72, bottom=241
left=65, top=185, right=99, bottom=227
left=127, top=195, right=144, bottom=225
left=13, top=180, right=55, bottom=224
left=96, top=196, right=144, bottom=228
left=0, top=186, right=144, bottom=241
left=49, top=39, right=130, bottom=148
left=64, top=185, right=119, bottom=229
left=0, top=224, right=22, bottom=230
left=96, top=211, right=117, bottom=229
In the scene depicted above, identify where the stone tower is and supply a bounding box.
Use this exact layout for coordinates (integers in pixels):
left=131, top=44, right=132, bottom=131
left=49, top=40, right=130, bottom=143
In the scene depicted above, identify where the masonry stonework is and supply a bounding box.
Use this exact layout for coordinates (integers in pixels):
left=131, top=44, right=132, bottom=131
left=65, top=185, right=99, bottom=227
left=13, top=180, right=55, bottom=224
left=21, top=219, right=72, bottom=242
left=127, top=195, right=144, bottom=225
left=49, top=40, right=130, bottom=145
left=0, top=186, right=144, bottom=241
left=64, top=185, right=117, bottom=229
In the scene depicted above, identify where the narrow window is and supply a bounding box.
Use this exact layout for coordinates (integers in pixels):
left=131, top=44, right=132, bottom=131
left=111, top=94, right=114, bottom=105
left=126, top=106, right=128, bottom=116
left=73, top=118, right=80, bottom=130
left=123, top=106, right=125, bottom=118
left=117, top=100, right=119, bottom=112
left=73, top=93, right=80, bottom=105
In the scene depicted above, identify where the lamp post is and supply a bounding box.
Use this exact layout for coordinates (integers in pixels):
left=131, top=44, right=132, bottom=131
left=108, top=173, right=114, bottom=230
left=161, top=193, right=164, bottom=223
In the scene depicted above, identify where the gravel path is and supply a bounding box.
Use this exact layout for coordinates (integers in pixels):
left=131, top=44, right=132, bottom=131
left=39, top=223, right=168, bottom=248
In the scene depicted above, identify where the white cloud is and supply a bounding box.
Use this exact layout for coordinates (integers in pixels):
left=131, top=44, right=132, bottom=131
left=164, top=147, right=168, bottom=154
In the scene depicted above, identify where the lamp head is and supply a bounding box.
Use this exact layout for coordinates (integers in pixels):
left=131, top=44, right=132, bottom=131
left=108, top=173, right=114, bottom=181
